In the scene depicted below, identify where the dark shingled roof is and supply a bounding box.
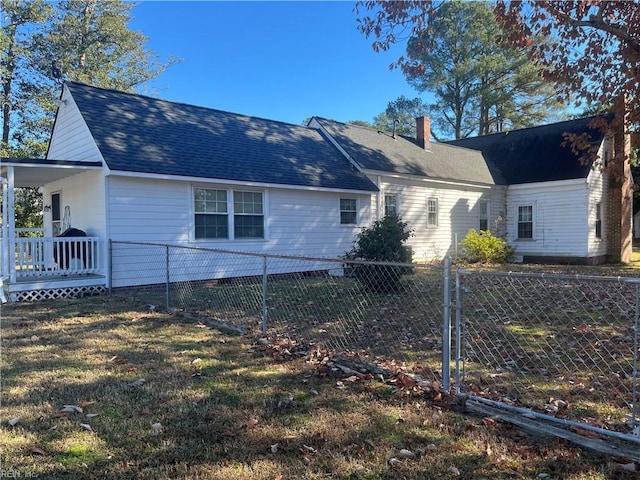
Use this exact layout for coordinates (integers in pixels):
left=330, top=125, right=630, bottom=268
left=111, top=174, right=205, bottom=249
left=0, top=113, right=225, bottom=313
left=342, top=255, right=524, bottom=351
left=65, top=82, right=377, bottom=192
left=445, top=116, right=610, bottom=185
left=313, top=117, right=498, bottom=185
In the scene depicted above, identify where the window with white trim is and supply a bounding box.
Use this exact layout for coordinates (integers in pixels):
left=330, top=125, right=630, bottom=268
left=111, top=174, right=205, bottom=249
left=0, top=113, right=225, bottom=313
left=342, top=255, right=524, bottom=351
left=194, top=188, right=228, bottom=239
left=340, top=198, right=357, bottom=225
left=517, top=205, right=533, bottom=239
left=479, top=200, right=489, bottom=231
left=234, top=191, right=264, bottom=238
left=595, top=202, right=602, bottom=239
left=384, top=194, right=398, bottom=217
left=427, top=197, right=438, bottom=226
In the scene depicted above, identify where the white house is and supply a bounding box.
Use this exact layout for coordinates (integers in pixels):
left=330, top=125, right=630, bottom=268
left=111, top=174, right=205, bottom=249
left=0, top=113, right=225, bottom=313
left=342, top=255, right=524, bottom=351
left=0, top=82, right=631, bottom=301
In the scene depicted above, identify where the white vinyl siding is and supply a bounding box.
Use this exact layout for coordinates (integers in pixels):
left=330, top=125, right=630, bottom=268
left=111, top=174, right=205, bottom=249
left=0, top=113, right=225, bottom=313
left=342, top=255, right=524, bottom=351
left=506, top=180, right=593, bottom=258
left=370, top=176, right=504, bottom=262
left=587, top=154, right=608, bottom=257
left=42, top=170, right=106, bottom=238
left=107, top=176, right=372, bottom=287
left=47, top=86, right=104, bottom=162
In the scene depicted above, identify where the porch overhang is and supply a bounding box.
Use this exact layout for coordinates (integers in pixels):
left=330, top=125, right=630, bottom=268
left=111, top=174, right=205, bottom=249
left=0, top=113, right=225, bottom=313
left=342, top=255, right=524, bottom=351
left=0, top=158, right=103, bottom=187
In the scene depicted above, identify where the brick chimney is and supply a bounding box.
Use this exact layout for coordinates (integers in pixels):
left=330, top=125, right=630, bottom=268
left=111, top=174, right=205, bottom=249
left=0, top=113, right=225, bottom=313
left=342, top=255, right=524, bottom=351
left=416, top=116, right=431, bottom=150
left=606, top=99, right=633, bottom=264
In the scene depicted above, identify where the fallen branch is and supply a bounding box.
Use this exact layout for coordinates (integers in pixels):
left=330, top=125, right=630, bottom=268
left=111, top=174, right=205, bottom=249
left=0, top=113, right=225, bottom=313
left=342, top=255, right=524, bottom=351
left=179, top=312, right=247, bottom=336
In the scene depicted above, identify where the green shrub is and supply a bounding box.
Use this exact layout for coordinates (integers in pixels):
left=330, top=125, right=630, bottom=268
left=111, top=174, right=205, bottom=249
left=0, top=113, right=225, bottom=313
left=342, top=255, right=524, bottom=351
left=460, top=229, right=514, bottom=264
left=344, top=215, right=414, bottom=293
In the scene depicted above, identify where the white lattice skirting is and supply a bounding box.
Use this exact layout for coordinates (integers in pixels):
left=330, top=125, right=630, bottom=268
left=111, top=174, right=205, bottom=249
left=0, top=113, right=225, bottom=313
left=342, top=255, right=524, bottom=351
left=10, top=285, right=107, bottom=302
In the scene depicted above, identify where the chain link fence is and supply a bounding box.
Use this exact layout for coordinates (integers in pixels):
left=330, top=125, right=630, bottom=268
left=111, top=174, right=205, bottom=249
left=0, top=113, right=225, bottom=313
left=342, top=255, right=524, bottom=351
left=110, top=241, right=447, bottom=380
left=455, top=268, right=640, bottom=443
left=109, top=241, right=640, bottom=446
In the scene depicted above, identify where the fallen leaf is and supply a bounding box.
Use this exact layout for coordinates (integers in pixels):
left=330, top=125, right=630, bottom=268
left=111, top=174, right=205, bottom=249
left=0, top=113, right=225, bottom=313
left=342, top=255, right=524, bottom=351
left=388, top=457, right=401, bottom=466
left=270, top=443, right=279, bottom=453
left=301, top=444, right=316, bottom=454
left=79, top=423, right=92, bottom=431
left=127, top=378, right=146, bottom=388
left=80, top=400, right=95, bottom=408
left=152, top=422, right=162, bottom=430
left=59, top=405, right=83, bottom=414
left=398, top=448, right=416, bottom=459
left=448, top=466, right=460, bottom=476
left=8, top=417, right=20, bottom=426
left=246, top=418, right=259, bottom=429
left=30, top=447, right=46, bottom=456
left=482, top=417, right=496, bottom=427
left=85, top=413, right=99, bottom=418
left=417, top=443, right=437, bottom=455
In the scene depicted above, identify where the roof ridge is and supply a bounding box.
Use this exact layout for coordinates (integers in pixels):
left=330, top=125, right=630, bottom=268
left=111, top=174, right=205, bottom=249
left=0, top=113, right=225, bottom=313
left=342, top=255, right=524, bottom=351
left=66, top=81, right=313, bottom=132
left=449, top=114, right=611, bottom=142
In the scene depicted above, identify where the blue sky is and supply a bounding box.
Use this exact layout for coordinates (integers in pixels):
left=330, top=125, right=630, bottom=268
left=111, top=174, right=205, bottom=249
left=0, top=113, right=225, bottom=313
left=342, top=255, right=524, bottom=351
left=129, top=1, right=419, bottom=126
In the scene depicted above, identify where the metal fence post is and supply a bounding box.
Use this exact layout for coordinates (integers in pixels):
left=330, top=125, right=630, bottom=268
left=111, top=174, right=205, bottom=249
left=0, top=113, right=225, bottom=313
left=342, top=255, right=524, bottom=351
left=633, top=282, right=639, bottom=432
left=108, top=239, right=113, bottom=294
left=442, top=255, right=452, bottom=391
left=165, top=245, right=170, bottom=310
left=262, top=256, right=268, bottom=335
left=454, top=268, right=462, bottom=395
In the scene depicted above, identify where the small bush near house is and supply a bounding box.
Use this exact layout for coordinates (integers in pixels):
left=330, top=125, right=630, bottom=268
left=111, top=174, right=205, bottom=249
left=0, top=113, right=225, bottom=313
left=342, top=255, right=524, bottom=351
left=460, top=228, right=514, bottom=264
left=345, top=214, right=414, bottom=293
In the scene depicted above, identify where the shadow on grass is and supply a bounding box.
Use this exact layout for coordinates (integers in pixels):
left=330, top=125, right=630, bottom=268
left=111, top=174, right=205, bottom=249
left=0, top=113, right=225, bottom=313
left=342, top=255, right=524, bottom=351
left=0, top=293, right=618, bottom=480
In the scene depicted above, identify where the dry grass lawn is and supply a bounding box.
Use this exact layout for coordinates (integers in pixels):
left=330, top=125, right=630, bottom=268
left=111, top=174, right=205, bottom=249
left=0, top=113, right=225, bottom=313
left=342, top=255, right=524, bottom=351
left=0, top=290, right=636, bottom=479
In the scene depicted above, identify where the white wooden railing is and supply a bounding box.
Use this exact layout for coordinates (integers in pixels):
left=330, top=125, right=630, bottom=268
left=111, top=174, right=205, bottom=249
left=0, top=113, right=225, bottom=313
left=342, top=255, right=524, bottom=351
left=14, top=237, right=102, bottom=277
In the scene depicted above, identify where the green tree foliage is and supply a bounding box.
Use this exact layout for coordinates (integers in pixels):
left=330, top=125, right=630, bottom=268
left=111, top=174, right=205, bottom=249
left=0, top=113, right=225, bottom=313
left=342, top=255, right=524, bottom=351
left=460, top=228, right=514, bottom=264
left=344, top=215, right=414, bottom=293
left=356, top=1, right=563, bottom=140
left=372, top=95, right=429, bottom=137
left=403, top=1, right=560, bottom=139
left=1, top=0, right=177, bottom=227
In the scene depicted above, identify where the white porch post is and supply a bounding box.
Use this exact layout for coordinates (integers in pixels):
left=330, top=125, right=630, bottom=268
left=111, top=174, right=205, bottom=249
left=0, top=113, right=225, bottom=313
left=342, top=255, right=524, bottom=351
left=7, top=166, right=15, bottom=283
left=1, top=176, right=7, bottom=279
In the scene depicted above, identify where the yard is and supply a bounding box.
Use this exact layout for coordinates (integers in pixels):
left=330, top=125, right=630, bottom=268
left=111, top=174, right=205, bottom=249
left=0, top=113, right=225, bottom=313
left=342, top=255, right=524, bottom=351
left=1, top=287, right=637, bottom=479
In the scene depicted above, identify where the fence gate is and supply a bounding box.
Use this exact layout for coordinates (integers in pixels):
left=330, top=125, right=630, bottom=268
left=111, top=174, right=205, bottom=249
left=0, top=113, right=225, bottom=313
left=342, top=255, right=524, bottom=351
left=454, top=268, right=640, bottom=456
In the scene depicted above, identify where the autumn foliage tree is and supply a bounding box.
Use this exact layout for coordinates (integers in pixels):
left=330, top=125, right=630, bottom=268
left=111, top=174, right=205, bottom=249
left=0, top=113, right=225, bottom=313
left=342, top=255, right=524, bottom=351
left=495, top=1, right=639, bottom=124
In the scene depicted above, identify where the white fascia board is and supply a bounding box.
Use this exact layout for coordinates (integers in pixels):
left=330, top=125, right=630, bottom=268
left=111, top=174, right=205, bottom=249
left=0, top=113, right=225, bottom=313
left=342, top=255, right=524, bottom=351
left=366, top=169, right=495, bottom=190
left=105, top=169, right=377, bottom=195
left=507, top=178, right=587, bottom=191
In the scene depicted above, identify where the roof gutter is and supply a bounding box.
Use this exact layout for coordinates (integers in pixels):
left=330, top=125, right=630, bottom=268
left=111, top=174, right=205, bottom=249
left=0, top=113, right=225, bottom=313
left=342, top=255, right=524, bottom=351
left=105, top=169, right=379, bottom=194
